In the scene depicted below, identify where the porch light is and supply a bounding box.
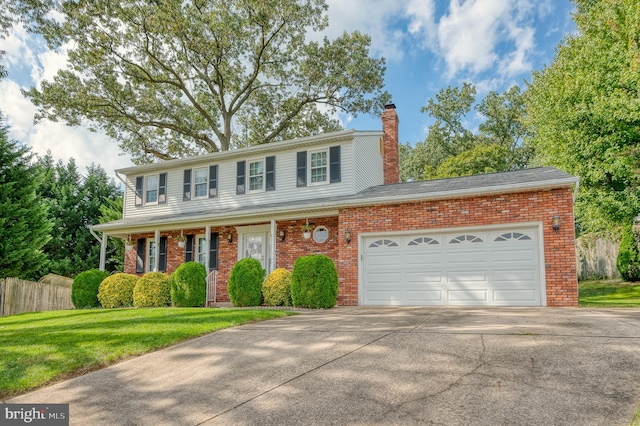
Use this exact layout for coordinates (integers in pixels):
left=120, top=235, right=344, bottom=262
left=227, top=232, right=233, bottom=243
left=552, top=215, right=561, bottom=232
left=279, top=229, right=285, bottom=241
left=345, top=231, right=351, bottom=244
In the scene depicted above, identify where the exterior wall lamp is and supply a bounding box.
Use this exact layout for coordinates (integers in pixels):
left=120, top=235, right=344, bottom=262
left=279, top=229, right=285, bottom=241
left=227, top=232, right=233, bottom=243
left=552, top=215, right=561, bottom=232
left=345, top=230, right=351, bottom=244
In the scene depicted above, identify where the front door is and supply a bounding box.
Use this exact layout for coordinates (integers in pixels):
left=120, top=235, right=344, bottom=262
left=243, top=233, right=267, bottom=270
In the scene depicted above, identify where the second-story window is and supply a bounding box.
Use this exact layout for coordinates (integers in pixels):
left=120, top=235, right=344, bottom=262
left=310, top=149, right=328, bottom=184
left=194, top=168, right=208, bottom=198
left=145, top=175, right=159, bottom=203
left=249, top=159, right=264, bottom=192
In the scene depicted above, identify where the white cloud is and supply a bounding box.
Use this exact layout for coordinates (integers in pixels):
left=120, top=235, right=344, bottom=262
left=406, top=0, right=437, bottom=47
left=0, top=24, right=38, bottom=71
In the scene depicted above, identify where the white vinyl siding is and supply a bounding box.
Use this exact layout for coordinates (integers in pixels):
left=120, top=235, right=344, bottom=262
left=353, top=134, right=384, bottom=192
left=194, top=168, right=208, bottom=198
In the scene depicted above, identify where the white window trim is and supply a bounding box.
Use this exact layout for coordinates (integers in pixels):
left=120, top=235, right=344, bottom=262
left=308, top=148, right=329, bottom=186
left=247, top=157, right=266, bottom=193
left=193, top=167, right=209, bottom=199
left=145, top=174, right=160, bottom=205
left=146, top=238, right=157, bottom=272
left=195, top=234, right=207, bottom=267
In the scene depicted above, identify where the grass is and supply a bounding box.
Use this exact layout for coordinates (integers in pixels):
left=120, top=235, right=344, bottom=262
left=0, top=307, right=292, bottom=399
left=578, top=279, right=640, bottom=307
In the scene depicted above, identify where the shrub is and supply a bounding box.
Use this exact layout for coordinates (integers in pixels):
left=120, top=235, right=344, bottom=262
left=71, top=269, right=110, bottom=308
left=617, top=225, right=640, bottom=282
left=98, top=273, right=139, bottom=308
left=262, top=268, right=292, bottom=306
left=228, top=258, right=265, bottom=307
left=170, top=262, right=207, bottom=307
left=291, top=255, right=338, bottom=309
left=133, top=272, right=171, bottom=307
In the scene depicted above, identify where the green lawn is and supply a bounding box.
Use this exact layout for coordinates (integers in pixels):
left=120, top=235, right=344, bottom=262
left=578, top=279, right=640, bottom=307
left=0, top=308, right=292, bottom=399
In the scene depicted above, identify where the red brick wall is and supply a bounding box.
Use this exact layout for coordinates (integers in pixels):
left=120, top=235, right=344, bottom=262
left=381, top=105, right=399, bottom=185
left=337, top=188, right=578, bottom=307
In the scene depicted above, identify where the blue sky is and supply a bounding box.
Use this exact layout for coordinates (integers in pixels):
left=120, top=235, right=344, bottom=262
left=0, top=0, right=575, bottom=177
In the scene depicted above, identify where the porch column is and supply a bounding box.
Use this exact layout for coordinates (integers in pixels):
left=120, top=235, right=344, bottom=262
left=205, top=225, right=211, bottom=271
left=270, top=219, right=276, bottom=273
left=154, top=230, right=160, bottom=272
left=99, top=233, right=107, bottom=271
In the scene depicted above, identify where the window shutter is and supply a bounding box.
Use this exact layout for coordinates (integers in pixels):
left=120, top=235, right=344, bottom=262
left=236, top=161, right=246, bottom=194
left=209, top=232, right=219, bottom=271
left=330, top=146, right=341, bottom=183
left=185, top=235, right=194, bottom=262
left=296, top=151, right=307, bottom=187
left=135, top=177, right=143, bottom=206
left=158, top=236, right=168, bottom=272
left=209, top=165, right=218, bottom=198
left=183, top=169, right=192, bottom=201
left=158, top=173, right=167, bottom=204
left=266, top=156, right=275, bottom=191
left=135, top=238, right=145, bottom=273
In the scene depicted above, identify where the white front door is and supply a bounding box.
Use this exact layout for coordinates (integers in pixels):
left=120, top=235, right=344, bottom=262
left=243, top=233, right=267, bottom=270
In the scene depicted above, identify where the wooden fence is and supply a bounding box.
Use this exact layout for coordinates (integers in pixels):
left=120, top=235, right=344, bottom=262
left=0, top=278, right=73, bottom=317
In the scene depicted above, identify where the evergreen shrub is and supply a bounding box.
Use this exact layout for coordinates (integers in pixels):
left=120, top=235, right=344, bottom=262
left=617, top=225, right=640, bottom=282
left=170, top=262, right=207, bottom=307
left=98, top=273, right=139, bottom=308
left=262, top=268, right=292, bottom=306
left=291, top=255, right=338, bottom=309
left=72, top=269, right=110, bottom=308
left=228, top=258, right=264, bottom=307
left=133, top=272, right=171, bottom=307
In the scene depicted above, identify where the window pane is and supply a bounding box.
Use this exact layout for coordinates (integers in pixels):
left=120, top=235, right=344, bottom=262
left=197, top=237, right=207, bottom=266
left=249, top=160, right=264, bottom=190
left=195, top=183, right=207, bottom=197
left=194, top=168, right=208, bottom=183
left=311, top=151, right=327, bottom=167
left=146, top=176, right=159, bottom=203
left=311, top=167, right=326, bottom=183
left=148, top=241, right=156, bottom=271
left=250, top=176, right=263, bottom=190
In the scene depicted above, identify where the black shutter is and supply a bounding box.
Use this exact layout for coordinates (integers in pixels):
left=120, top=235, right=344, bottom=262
left=158, top=173, right=167, bottom=204
left=209, top=233, right=219, bottom=271
left=158, top=236, right=168, bottom=272
left=183, top=169, right=192, bottom=201
left=136, top=238, right=145, bottom=273
left=296, top=151, right=307, bottom=187
left=330, top=146, right=341, bottom=183
left=185, top=235, right=194, bottom=262
left=236, top=161, right=246, bottom=194
left=135, top=177, right=143, bottom=206
left=266, top=156, right=275, bottom=191
left=209, top=165, right=218, bottom=198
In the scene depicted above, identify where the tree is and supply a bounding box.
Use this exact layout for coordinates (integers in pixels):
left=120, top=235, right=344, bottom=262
left=400, top=83, right=530, bottom=181
left=99, top=197, right=124, bottom=272
left=24, top=0, right=389, bottom=163
left=0, top=117, right=51, bottom=279
left=525, top=0, right=640, bottom=232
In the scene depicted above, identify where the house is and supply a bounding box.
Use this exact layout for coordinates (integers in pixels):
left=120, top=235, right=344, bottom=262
left=91, top=105, right=580, bottom=307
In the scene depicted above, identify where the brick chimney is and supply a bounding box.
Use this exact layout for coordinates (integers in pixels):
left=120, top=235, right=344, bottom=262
left=381, top=103, right=399, bottom=185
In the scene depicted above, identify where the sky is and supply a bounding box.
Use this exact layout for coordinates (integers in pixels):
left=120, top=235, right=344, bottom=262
left=0, top=0, right=576, bottom=179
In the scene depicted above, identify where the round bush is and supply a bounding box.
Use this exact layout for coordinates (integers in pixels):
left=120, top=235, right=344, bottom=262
left=228, top=258, right=265, bottom=307
left=170, top=262, right=207, bottom=307
left=72, top=269, right=110, bottom=308
left=133, top=272, right=171, bottom=307
left=262, top=268, right=292, bottom=306
left=617, top=225, right=640, bottom=282
left=291, top=255, right=338, bottom=309
left=98, top=273, right=139, bottom=308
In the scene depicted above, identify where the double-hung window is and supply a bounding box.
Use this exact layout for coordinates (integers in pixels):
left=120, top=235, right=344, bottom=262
left=194, top=168, right=208, bottom=198
left=310, top=149, right=328, bottom=185
left=248, top=159, right=264, bottom=192
left=135, top=173, right=166, bottom=206
left=145, top=175, right=159, bottom=203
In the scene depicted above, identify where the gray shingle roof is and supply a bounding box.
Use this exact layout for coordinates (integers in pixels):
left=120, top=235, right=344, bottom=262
left=93, top=167, right=578, bottom=233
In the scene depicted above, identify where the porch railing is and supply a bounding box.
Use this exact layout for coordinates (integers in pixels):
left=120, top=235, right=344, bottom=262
left=206, top=270, right=218, bottom=305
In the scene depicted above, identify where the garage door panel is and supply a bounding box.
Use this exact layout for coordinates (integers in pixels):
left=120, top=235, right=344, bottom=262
left=363, top=226, right=542, bottom=306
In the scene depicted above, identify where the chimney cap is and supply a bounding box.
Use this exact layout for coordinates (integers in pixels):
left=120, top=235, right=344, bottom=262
left=384, top=103, right=396, bottom=110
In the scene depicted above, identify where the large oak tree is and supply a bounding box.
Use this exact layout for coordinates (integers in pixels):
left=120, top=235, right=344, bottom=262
left=23, top=0, right=389, bottom=163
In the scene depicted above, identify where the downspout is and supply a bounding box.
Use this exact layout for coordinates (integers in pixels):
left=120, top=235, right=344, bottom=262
left=270, top=219, right=276, bottom=274
left=205, top=225, right=211, bottom=272
left=154, top=229, right=160, bottom=272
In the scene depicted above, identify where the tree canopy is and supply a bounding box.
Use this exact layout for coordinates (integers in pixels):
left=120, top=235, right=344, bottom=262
left=525, top=0, right=640, bottom=232
left=24, top=0, right=389, bottom=163
left=401, top=83, right=531, bottom=181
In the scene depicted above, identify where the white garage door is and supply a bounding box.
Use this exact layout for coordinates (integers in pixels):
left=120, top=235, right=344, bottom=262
left=362, top=226, right=543, bottom=306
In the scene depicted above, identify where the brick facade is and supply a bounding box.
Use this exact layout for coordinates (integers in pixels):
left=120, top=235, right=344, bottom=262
left=381, top=104, right=399, bottom=185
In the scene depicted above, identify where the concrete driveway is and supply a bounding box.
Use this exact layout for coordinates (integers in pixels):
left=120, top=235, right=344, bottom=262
left=6, top=307, right=640, bottom=425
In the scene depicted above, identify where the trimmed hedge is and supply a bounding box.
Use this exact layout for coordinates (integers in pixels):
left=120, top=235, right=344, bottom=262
left=262, top=268, right=292, bottom=306
left=170, top=262, right=207, bottom=307
left=291, top=255, right=338, bottom=309
left=72, top=269, right=110, bottom=308
left=617, top=225, right=640, bottom=282
left=133, top=272, right=171, bottom=307
left=228, top=258, right=264, bottom=307
left=98, top=273, right=139, bottom=308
